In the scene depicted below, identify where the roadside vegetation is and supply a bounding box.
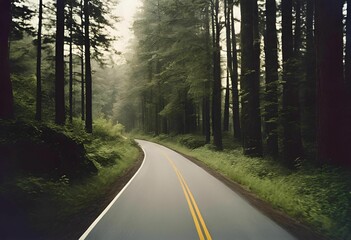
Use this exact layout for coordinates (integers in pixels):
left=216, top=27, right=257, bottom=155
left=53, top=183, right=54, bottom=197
left=0, top=119, right=139, bottom=239
left=135, top=133, right=351, bottom=240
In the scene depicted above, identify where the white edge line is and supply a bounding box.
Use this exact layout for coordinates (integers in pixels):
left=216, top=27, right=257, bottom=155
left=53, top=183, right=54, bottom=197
left=79, top=140, right=147, bottom=240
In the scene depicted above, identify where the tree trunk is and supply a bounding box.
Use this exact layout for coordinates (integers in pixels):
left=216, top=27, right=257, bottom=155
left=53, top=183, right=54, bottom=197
left=223, top=0, right=231, bottom=133
left=281, top=0, right=302, bottom=166
left=35, top=0, right=43, bottom=121
left=315, top=0, right=350, bottom=165
left=302, top=0, right=316, bottom=144
left=264, top=0, right=279, bottom=157
left=230, top=4, right=241, bottom=140
left=55, top=0, right=65, bottom=125
left=85, top=0, right=93, bottom=133
left=69, top=1, right=73, bottom=123
left=240, top=0, right=262, bottom=156
left=0, top=0, right=13, bottom=120
left=346, top=0, right=351, bottom=96
left=203, top=5, right=211, bottom=144
left=223, top=72, right=230, bottom=132
left=80, top=0, right=85, bottom=121
left=212, top=0, right=223, bottom=150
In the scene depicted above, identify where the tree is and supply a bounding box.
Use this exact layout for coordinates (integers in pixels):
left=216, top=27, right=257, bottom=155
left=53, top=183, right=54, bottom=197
left=281, top=0, right=302, bottom=166
left=223, top=0, right=231, bottom=133
left=264, top=0, right=279, bottom=157
left=240, top=0, right=262, bottom=156
left=346, top=0, right=351, bottom=96
left=315, top=0, right=350, bottom=165
left=85, top=0, right=93, bottom=133
left=301, top=0, right=316, bottom=145
left=211, top=0, right=223, bottom=150
left=55, top=0, right=66, bottom=125
left=230, top=1, right=241, bottom=140
left=0, top=0, right=14, bottom=119
left=35, top=0, right=43, bottom=121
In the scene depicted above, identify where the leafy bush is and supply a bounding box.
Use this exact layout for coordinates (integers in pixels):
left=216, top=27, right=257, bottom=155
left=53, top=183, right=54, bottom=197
left=178, top=134, right=205, bottom=149
left=93, top=118, right=125, bottom=140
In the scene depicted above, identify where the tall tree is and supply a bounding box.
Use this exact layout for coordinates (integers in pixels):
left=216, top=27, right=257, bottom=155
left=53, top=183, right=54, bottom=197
left=240, top=0, right=262, bottom=156
left=80, top=0, right=85, bottom=121
left=204, top=4, right=212, bottom=143
left=302, top=0, right=316, bottom=144
left=315, top=0, right=349, bottom=165
left=68, top=0, right=74, bottom=123
left=211, top=0, right=223, bottom=150
left=264, top=0, right=279, bottom=157
left=230, top=2, right=241, bottom=140
left=346, top=0, right=351, bottom=96
left=85, top=0, right=93, bottom=133
left=0, top=0, right=14, bottom=119
left=35, top=0, right=43, bottom=121
left=55, top=0, right=66, bottom=125
left=281, top=0, right=302, bottom=166
left=223, top=0, right=231, bottom=133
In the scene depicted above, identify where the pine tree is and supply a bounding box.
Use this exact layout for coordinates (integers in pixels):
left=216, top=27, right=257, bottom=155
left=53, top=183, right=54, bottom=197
left=0, top=0, right=14, bottom=119
left=240, top=0, right=262, bottom=156
left=264, top=0, right=279, bottom=157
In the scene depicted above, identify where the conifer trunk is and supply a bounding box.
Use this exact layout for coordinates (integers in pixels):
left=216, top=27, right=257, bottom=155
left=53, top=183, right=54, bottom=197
left=315, top=0, right=349, bottom=165
left=211, top=0, right=223, bottom=150
left=84, top=0, right=93, bottom=133
left=0, top=0, right=13, bottom=120
left=35, top=0, right=43, bottom=121
left=55, top=0, right=66, bottom=125
left=264, top=0, right=279, bottom=157
left=230, top=5, right=241, bottom=140
left=240, top=0, right=262, bottom=156
left=282, top=0, right=302, bottom=166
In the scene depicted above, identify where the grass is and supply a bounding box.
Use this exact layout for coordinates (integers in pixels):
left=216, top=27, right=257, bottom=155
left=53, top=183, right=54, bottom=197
left=134, top=133, right=351, bottom=240
left=0, top=118, right=140, bottom=239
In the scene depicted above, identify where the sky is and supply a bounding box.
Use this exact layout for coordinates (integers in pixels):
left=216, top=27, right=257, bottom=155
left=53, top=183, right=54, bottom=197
left=113, top=0, right=142, bottom=63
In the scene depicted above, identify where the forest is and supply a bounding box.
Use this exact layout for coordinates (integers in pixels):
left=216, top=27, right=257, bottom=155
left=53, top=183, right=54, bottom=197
left=0, top=0, right=351, bottom=239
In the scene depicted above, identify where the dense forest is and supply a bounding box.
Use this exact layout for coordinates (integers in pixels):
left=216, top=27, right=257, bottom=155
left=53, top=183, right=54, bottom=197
left=1, top=0, right=350, bottom=166
left=112, top=0, right=351, bottom=168
left=1, top=0, right=351, bottom=239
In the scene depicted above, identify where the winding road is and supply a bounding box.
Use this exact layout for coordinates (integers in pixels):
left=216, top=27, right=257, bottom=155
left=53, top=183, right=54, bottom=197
left=80, top=140, right=297, bottom=240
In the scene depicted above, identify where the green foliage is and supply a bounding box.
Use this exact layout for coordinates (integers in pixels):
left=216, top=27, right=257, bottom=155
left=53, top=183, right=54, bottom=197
left=0, top=119, right=139, bottom=238
left=178, top=134, right=206, bottom=149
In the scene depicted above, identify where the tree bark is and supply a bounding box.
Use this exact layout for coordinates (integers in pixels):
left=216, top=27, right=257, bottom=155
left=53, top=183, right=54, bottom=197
left=302, top=0, right=316, bottom=144
left=264, top=0, right=279, bottom=157
left=203, top=5, right=211, bottom=144
left=211, top=0, right=223, bottom=150
left=69, top=1, right=73, bottom=123
left=346, top=0, right=351, bottom=96
left=35, top=0, right=43, bottom=121
left=223, top=0, right=230, bottom=133
left=85, top=0, right=93, bottom=133
left=315, top=0, right=350, bottom=165
left=230, top=4, right=241, bottom=140
left=55, top=0, right=66, bottom=125
left=240, top=0, right=262, bottom=156
left=0, top=0, right=13, bottom=120
left=282, top=0, right=302, bottom=166
left=80, top=0, right=85, bottom=121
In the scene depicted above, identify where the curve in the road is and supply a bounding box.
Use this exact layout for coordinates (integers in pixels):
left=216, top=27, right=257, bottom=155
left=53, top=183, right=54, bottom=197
left=80, top=140, right=297, bottom=240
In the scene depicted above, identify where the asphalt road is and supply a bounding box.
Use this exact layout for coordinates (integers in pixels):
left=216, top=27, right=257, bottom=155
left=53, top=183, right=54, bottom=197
left=80, top=140, right=297, bottom=240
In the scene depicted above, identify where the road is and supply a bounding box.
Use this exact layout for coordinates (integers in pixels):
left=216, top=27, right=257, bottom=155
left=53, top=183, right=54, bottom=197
left=80, top=140, right=297, bottom=240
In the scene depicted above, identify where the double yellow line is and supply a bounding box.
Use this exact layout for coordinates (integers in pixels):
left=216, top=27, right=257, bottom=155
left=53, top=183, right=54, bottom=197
left=163, top=153, right=212, bottom=240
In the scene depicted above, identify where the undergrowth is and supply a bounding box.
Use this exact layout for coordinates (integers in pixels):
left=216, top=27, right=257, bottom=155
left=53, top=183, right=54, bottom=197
left=0, top=118, right=139, bottom=238
left=135, top=133, right=351, bottom=240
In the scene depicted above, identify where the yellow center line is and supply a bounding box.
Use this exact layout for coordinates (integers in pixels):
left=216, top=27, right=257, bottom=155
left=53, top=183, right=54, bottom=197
left=162, top=152, right=212, bottom=240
